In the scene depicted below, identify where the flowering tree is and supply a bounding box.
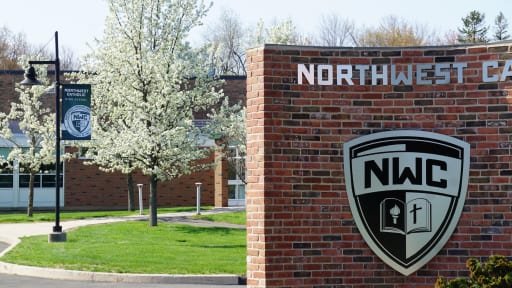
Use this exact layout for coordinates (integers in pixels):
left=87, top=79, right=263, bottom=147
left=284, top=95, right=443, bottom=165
left=75, top=0, right=223, bottom=226
left=206, top=98, right=245, bottom=152
left=205, top=98, right=246, bottom=183
left=0, top=64, right=54, bottom=217
left=251, top=18, right=312, bottom=46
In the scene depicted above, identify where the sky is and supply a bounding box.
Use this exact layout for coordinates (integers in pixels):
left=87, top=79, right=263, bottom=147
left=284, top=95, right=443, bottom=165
left=0, top=0, right=511, bottom=58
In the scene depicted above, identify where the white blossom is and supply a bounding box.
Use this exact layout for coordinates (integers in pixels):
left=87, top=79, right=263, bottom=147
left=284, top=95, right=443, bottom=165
left=0, top=59, right=55, bottom=216
left=71, top=0, right=222, bottom=226
left=205, top=97, right=246, bottom=153
left=250, top=18, right=310, bottom=46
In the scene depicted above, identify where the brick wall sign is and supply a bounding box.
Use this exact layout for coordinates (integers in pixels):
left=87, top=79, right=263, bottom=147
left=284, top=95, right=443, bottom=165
left=343, top=130, right=470, bottom=276
left=246, top=43, right=512, bottom=287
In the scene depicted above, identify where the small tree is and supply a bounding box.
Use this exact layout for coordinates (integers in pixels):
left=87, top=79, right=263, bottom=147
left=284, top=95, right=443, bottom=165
left=266, top=18, right=299, bottom=44
left=0, top=64, right=54, bottom=217
left=250, top=18, right=312, bottom=46
left=458, top=10, right=489, bottom=43
left=76, top=0, right=223, bottom=226
left=494, top=11, right=510, bottom=41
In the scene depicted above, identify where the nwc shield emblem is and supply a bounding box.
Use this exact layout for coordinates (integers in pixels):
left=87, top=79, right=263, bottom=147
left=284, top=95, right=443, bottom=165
left=343, top=130, right=470, bottom=275
left=64, top=105, right=91, bottom=138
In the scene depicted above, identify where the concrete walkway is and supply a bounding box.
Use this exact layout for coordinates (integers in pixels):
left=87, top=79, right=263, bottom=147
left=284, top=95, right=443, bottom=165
left=0, top=207, right=246, bottom=285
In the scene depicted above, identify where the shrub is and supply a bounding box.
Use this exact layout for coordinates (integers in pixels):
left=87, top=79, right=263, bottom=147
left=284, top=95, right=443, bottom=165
left=435, top=255, right=512, bottom=288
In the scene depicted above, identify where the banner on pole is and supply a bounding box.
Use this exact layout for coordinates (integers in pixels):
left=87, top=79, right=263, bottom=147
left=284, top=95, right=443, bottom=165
left=61, top=84, right=92, bottom=140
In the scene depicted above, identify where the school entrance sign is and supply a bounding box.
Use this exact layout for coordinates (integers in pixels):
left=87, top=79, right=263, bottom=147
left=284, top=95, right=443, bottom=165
left=343, top=131, right=470, bottom=275
left=246, top=43, right=512, bottom=287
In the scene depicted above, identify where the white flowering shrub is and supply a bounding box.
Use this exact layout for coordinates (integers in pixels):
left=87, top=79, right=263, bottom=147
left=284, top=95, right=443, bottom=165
left=72, top=0, right=223, bottom=226
left=0, top=62, right=55, bottom=216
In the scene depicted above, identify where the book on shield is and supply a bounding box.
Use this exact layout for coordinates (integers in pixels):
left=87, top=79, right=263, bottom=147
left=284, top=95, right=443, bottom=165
left=380, top=198, right=431, bottom=235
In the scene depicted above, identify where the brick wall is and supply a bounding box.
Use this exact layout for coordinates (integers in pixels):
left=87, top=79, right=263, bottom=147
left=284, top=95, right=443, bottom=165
left=64, top=152, right=215, bottom=209
left=246, top=44, right=512, bottom=287
left=0, top=71, right=24, bottom=114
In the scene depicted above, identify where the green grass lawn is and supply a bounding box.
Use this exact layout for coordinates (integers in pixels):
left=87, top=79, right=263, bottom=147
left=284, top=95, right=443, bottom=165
left=1, top=221, right=246, bottom=275
left=194, top=211, right=246, bottom=225
left=0, top=206, right=211, bottom=223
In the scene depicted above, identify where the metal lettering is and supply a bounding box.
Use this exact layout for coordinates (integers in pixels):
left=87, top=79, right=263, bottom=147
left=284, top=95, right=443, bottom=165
left=296, top=60, right=512, bottom=86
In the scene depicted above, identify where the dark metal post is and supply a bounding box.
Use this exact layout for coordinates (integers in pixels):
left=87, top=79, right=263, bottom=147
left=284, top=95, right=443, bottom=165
left=25, top=31, right=66, bottom=241
left=53, top=31, right=62, bottom=233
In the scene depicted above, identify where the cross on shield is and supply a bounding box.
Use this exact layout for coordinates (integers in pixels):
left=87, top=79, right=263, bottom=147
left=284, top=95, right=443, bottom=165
left=343, top=131, right=470, bottom=275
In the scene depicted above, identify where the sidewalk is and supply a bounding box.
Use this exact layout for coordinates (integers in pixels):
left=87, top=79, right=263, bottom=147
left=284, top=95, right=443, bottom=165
left=0, top=207, right=246, bottom=285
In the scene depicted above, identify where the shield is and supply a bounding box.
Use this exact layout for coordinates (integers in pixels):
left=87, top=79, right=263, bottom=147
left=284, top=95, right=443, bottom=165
left=71, top=111, right=90, bottom=133
left=343, top=130, right=470, bottom=275
left=64, top=105, right=91, bottom=138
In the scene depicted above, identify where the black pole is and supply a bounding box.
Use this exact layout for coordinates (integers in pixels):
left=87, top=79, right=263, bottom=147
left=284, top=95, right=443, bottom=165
left=53, top=31, right=62, bottom=233
left=27, top=32, right=64, bottom=240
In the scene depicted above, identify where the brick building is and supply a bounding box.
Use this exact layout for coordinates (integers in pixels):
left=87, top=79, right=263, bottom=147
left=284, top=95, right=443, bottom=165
left=246, top=43, right=512, bottom=287
left=0, top=71, right=246, bottom=210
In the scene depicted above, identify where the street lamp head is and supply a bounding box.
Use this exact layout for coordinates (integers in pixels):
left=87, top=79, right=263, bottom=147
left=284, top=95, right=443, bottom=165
left=20, top=66, right=43, bottom=86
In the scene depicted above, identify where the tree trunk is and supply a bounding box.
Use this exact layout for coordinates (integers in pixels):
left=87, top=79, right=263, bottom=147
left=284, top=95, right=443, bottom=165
left=127, top=172, right=135, bottom=211
left=27, top=172, right=35, bottom=217
left=149, top=174, right=158, bottom=226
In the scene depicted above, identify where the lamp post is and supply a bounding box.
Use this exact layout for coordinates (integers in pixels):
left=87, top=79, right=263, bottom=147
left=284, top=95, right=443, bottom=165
left=20, top=31, right=66, bottom=242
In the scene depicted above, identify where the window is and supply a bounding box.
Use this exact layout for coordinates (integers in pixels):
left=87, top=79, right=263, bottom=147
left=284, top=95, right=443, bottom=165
left=227, top=146, right=246, bottom=200
left=0, top=162, right=13, bottom=188
left=237, top=184, right=245, bottom=200
left=40, top=163, right=63, bottom=187
left=19, top=174, right=41, bottom=188
left=228, top=185, right=237, bottom=199
left=229, top=180, right=246, bottom=200
left=19, top=163, right=63, bottom=188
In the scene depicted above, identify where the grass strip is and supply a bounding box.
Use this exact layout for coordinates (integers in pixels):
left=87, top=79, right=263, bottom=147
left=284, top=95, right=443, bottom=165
left=1, top=221, right=246, bottom=275
left=0, top=206, right=211, bottom=223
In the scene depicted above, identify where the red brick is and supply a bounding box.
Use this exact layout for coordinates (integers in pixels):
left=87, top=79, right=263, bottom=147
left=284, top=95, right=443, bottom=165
left=246, top=44, right=512, bottom=288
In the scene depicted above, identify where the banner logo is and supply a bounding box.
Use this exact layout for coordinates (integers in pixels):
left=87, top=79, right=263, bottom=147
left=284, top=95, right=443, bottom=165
left=64, top=105, right=91, bottom=138
left=343, top=131, right=470, bottom=275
